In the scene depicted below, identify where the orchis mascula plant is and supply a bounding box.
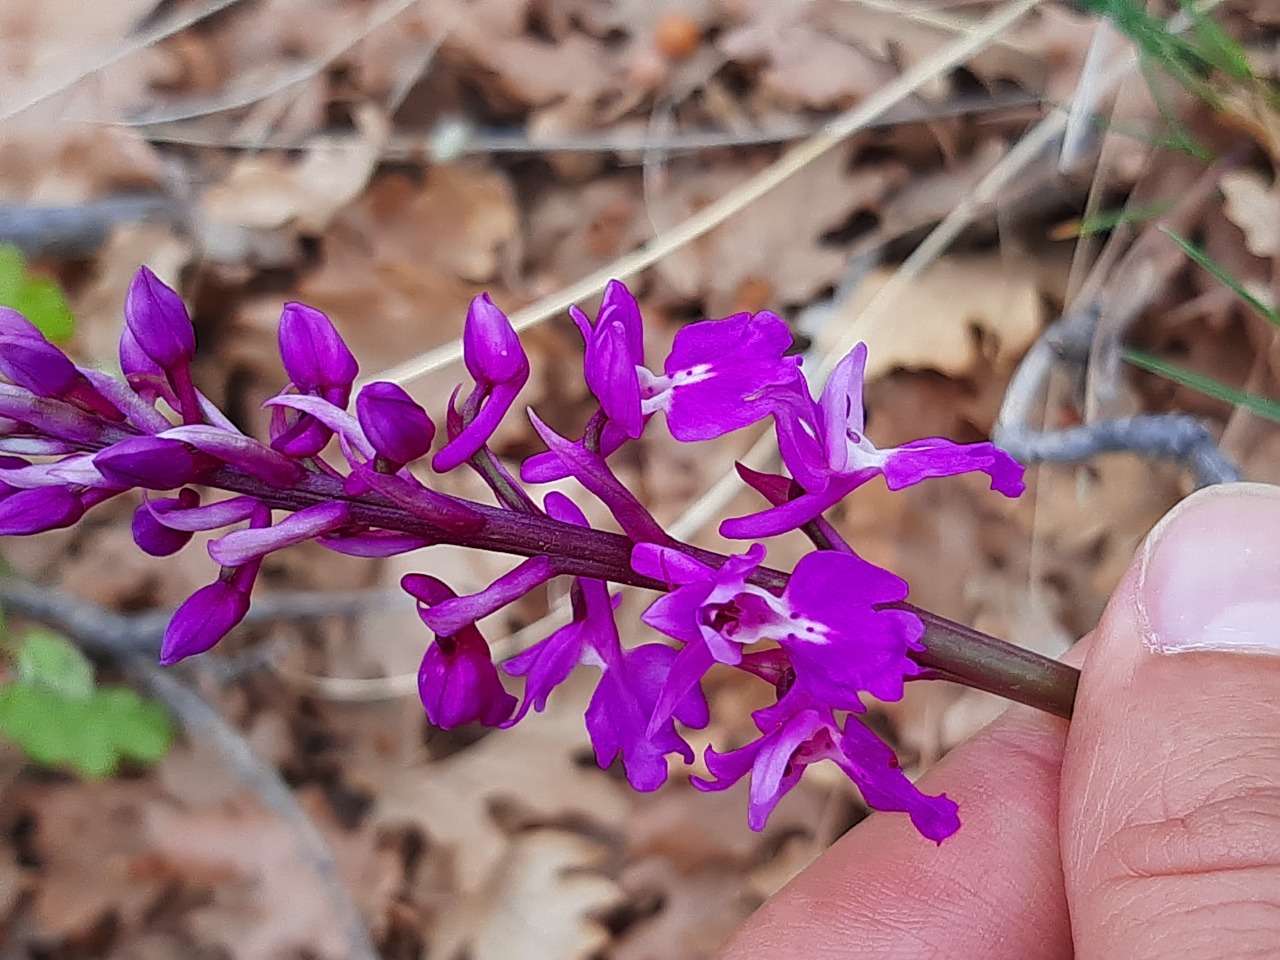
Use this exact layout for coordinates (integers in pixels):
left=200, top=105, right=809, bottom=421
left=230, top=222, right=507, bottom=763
left=0, top=270, right=1079, bottom=843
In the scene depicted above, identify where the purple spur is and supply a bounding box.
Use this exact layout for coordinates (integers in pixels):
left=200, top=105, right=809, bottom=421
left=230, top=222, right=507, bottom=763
left=0, top=269, right=1080, bottom=842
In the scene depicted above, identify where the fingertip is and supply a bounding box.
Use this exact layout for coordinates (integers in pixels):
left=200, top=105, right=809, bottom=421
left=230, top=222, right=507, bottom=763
left=720, top=706, right=1072, bottom=960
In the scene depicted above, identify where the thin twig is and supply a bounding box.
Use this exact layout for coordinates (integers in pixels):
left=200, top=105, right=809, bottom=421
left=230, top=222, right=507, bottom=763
left=135, top=666, right=380, bottom=960
left=0, top=580, right=388, bottom=657
left=993, top=304, right=1242, bottom=485
left=0, top=579, right=381, bottom=960
left=136, top=92, right=1039, bottom=158
left=357, top=0, right=1044, bottom=390
left=0, top=0, right=250, bottom=124
left=121, top=0, right=424, bottom=127
left=0, top=195, right=182, bottom=259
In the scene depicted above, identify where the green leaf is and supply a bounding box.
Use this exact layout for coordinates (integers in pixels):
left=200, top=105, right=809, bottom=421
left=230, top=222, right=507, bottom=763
left=1124, top=348, right=1280, bottom=423
left=1068, top=201, right=1176, bottom=238
left=0, top=244, right=75, bottom=342
left=14, top=630, right=94, bottom=700
left=0, top=632, right=175, bottom=778
left=1161, top=227, right=1280, bottom=327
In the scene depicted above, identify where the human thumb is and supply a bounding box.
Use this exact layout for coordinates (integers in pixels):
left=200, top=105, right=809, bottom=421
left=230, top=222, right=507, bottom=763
left=1061, top=482, right=1280, bottom=959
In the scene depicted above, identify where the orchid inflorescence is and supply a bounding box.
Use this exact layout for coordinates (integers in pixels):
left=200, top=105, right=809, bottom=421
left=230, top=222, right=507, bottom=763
left=0, top=268, right=1041, bottom=843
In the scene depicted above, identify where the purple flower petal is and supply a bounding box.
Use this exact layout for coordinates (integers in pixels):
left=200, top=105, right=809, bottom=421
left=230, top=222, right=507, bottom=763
left=208, top=500, right=350, bottom=566
left=0, top=486, right=85, bottom=535
left=655, top=311, right=801, bottom=442
left=578, top=281, right=646, bottom=438
left=160, top=504, right=269, bottom=664
left=834, top=716, right=960, bottom=843
left=584, top=642, right=707, bottom=792
left=0, top=334, right=81, bottom=398
left=318, top=530, right=434, bottom=557
left=356, top=381, right=436, bottom=464
left=0, top=307, right=44, bottom=341
left=125, top=267, right=196, bottom=372
left=263, top=393, right=373, bottom=460
left=817, top=344, right=868, bottom=472
left=432, top=296, right=529, bottom=472
left=777, top=550, right=923, bottom=708
left=94, top=436, right=213, bottom=490
left=144, top=495, right=261, bottom=532
left=882, top=438, right=1026, bottom=496
left=0, top=438, right=75, bottom=456
left=431, top=380, right=522, bottom=473
left=160, top=424, right=303, bottom=487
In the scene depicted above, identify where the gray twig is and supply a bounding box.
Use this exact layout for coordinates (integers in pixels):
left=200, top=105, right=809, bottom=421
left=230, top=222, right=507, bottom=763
left=137, top=91, right=1041, bottom=162
left=0, top=195, right=182, bottom=259
left=0, top=579, right=386, bottom=960
left=994, top=305, right=1242, bottom=486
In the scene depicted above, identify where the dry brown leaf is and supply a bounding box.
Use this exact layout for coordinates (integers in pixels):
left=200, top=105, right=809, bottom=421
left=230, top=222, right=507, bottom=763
left=824, top=252, right=1049, bottom=380
left=652, top=146, right=904, bottom=315
left=610, top=859, right=755, bottom=960
left=10, top=779, right=163, bottom=940
left=376, top=674, right=629, bottom=891
left=147, top=798, right=352, bottom=960
left=428, top=830, right=622, bottom=960
left=202, top=106, right=388, bottom=234
left=718, top=19, right=895, bottom=109
left=1221, top=169, right=1280, bottom=258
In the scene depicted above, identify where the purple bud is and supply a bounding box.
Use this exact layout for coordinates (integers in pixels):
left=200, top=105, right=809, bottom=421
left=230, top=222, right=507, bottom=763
left=403, top=573, right=516, bottom=728
left=159, top=579, right=251, bottom=664
left=278, top=303, right=358, bottom=400
left=94, top=437, right=213, bottom=490
left=355, top=381, right=436, bottom=464
left=125, top=267, right=196, bottom=371
left=462, top=294, right=528, bottom=386
left=132, top=489, right=200, bottom=556
left=0, top=486, right=85, bottom=535
left=0, top=334, right=81, bottom=398
left=0, top=307, right=44, bottom=341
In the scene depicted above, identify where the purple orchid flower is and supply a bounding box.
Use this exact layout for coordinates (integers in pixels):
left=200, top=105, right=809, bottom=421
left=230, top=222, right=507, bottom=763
left=522, top=287, right=801, bottom=484
left=694, top=687, right=960, bottom=842
left=635, top=543, right=925, bottom=730
left=722, top=343, right=1026, bottom=540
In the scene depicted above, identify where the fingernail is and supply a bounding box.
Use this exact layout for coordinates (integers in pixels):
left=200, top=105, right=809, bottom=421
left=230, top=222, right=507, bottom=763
left=1139, top=482, right=1280, bottom=655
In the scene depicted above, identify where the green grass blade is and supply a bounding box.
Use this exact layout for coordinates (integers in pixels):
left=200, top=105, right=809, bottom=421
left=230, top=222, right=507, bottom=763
left=1124, top=348, right=1280, bottom=422
left=1160, top=227, right=1280, bottom=327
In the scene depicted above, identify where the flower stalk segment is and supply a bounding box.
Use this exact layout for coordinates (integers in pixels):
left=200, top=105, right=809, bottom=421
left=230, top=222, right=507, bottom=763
left=0, top=269, right=1078, bottom=843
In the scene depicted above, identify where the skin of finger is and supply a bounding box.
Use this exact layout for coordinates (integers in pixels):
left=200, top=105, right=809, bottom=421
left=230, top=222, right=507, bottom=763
left=1062, top=565, right=1280, bottom=959
left=717, top=704, right=1073, bottom=960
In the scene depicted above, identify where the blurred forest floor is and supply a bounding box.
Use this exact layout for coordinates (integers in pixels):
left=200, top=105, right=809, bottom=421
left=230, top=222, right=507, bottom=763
left=2, top=1, right=1280, bottom=957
